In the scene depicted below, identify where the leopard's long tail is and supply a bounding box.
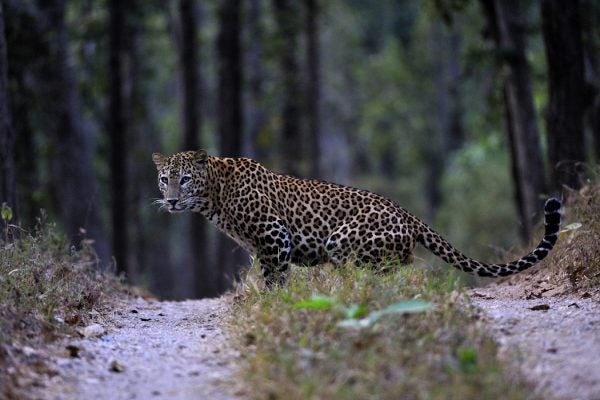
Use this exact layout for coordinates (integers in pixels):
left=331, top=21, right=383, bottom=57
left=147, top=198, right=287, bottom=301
left=416, top=198, right=562, bottom=277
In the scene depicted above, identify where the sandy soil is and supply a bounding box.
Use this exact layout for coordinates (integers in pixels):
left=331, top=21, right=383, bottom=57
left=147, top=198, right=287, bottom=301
left=471, top=276, right=600, bottom=400
left=34, top=297, right=239, bottom=400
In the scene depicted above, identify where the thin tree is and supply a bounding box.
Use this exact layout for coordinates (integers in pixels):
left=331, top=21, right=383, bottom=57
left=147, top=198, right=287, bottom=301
left=274, top=0, right=302, bottom=176
left=0, top=1, right=17, bottom=229
left=108, top=0, right=127, bottom=274
left=425, top=21, right=464, bottom=224
left=480, top=0, right=546, bottom=241
left=246, top=0, right=268, bottom=161
left=541, top=0, right=586, bottom=191
left=305, top=0, right=321, bottom=178
left=216, top=0, right=246, bottom=292
left=178, top=0, right=214, bottom=297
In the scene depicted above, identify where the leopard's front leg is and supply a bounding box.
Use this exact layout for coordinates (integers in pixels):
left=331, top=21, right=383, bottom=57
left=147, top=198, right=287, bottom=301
left=257, top=221, right=292, bottom=288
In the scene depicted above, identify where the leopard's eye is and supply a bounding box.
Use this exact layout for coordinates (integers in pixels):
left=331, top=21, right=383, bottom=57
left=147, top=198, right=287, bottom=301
left=180, top=176, right=191, bottom=185
left=160, top=177, right=168, bottom=184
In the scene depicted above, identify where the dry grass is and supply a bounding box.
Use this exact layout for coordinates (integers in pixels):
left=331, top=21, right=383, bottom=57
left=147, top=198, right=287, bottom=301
left=0, top=212, right=127, bottom=399
left=538, top=182, right=600, bottom=296
left=231, top=262, right=537, bottom=400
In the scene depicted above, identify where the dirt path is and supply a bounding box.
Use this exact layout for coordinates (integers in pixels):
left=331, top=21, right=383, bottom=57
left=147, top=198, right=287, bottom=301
left=471, top=283, right=600, bottom=400
left=36, top=297, right=239, bottom=400
left=26, top=274, right=600, bottom=400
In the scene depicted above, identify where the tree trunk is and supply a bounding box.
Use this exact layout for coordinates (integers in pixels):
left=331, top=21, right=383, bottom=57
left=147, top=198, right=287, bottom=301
left=0, top=1, right=17, bottom=230
left=108, top=0, right=127, bottom=274
left=541, top=0, right=586, bottom=191
left=592, top=93, right=600, bottom=163
left=178, top=0, right=215, bottom=298
left=305, top=0, right=321, bottom=178
left=216, top=0, right=246, bottom=293
left=245, top=0, right=268, bottom=162
left=580, top=1, right=600, bottom=168
left=274, top=0, right=302, bottom=176
left=480, top=0, right=546, bottom=241
left=217, top=0, right=243, bottom=158
left=424, top=22, right=464, bottom=224
left=37, top=0, right=110, bottom=261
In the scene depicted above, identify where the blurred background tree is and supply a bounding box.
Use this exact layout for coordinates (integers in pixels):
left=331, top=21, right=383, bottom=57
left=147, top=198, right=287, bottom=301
left=1, top=0, right=598, bottom=299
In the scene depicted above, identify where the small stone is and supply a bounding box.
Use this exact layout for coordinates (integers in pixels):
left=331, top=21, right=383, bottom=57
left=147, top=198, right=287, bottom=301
left=109, top=360, right=125, bottom=373
left=78, top=323, right=106, bottom=338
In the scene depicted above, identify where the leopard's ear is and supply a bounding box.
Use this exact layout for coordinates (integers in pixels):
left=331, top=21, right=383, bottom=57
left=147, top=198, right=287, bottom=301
left=152, top=153, right=167, bottom=169
left=194, top=149, right=208, bottom=165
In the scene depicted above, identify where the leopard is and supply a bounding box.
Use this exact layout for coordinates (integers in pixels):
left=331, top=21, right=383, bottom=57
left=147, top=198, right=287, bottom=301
left=152, top=149, right=562, bottom=288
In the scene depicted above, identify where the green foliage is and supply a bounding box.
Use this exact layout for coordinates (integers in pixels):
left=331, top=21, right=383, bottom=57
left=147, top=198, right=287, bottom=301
left=1, top=202, right=13, bottom=222
left=292, top=293, right=431, bottom=329
left=232, top=263, right=537, bottom=399
left=337, top=299, right=432, bottom=329
left=435, top=134, right=518, bottom=260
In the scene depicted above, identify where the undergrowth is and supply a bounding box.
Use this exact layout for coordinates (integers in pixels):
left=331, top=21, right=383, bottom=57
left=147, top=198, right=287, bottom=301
left=232, top=263, right=537, bottom=400
left=544, top=182, right=600, bottom=293
left=0, top=211, right=126, bottom=398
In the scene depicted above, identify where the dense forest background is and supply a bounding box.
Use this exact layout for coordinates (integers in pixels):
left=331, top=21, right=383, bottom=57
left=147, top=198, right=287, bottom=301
left=0, top=0, right=599, bottom=299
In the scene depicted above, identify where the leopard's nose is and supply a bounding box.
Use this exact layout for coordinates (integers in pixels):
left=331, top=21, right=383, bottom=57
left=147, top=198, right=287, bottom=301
left=167, top=199, right=178, bottom=206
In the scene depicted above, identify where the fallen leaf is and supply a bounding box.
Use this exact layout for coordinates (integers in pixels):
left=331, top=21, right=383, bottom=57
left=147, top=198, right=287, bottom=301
left=529, top=304, right=550, bottom=311
left=470, top=291, right=495, bottom=300
left=338, top=299, right=432, bottom=329
left=65, top=344, right=81, bottom=358
left=65, top=314, right=80, bottom=325
left=243, top=332, right=256, bottom=346
left=293, top=295, right=335, bottom=310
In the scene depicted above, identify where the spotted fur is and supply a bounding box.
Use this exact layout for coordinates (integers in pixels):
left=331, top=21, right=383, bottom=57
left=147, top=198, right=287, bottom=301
left=153, top=150, right=562, bottom=287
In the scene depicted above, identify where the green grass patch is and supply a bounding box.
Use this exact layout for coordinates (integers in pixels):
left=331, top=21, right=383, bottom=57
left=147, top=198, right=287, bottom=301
left=232, top=263, right=536, bottom=400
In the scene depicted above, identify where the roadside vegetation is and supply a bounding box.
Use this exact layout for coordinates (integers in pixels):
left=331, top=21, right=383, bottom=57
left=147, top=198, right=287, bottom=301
left=546, top=180, right=600, bottom=294
left=232, top=262, right=537, bottom=400
left=0, top=208, right=127, bottom=398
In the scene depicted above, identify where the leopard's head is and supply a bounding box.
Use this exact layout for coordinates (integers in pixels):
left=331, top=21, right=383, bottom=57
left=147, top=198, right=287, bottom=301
left=152, top=150, right=209, bottom=213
